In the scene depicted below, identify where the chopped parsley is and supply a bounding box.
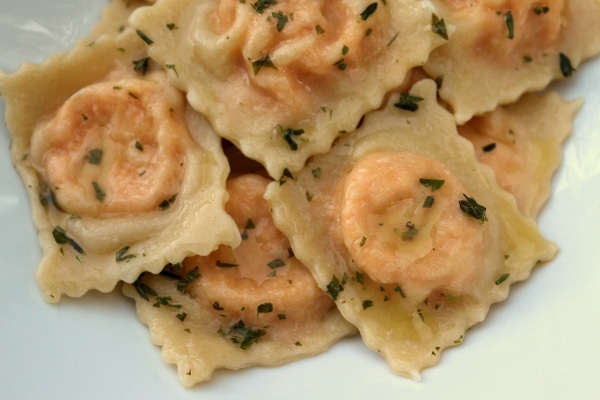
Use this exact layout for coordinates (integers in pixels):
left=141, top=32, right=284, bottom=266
left=360, top=2, right=378, bottom=21
left=394, top=92, right=424, bottom=112
left=219, top=320, right=265, bottom=349
left=482, top=143, right=497, bottom=152
left=135, top=140, right=144, bottom=151
left=135, top=29, right=154, bottom=45
left=419, top=178, right=445, bottom=191
left=133, top=276, right=157, bottom=301
left=431, top=13, right=449, bottom=40
left=400, top=221, right=418, bottom=241
left=459, top=194, right=488, bottom=222
left=132, top=57, right=150, bottom=75
left=504, top=11, right=514, bottom=39
left=92, top=181, right=106, bottom=202
left=86, top=148, right=103, bottom=165
left=176, top=266, right=201, bottom=292
left=362, top=300, right=374, bottom=310
left=423, top=195, right=435, bottom=208
left=257, top=302, right=273, bottom=315
left=271, top=11, right=289, bottom=31
left=559, top=53, right=575, bottom=77
left=252, top=54, right=276, bottom=75
left=216, top=260, right=239, bottom=268
left=326, top=275, right=344, bottom=301
left=116, top=245, right=136, bottom=262
left=495, top=273, right=510, bottom=285
left=276, top=124, right=305, bottom=150
left=251, top=0, right=277, bottom=14
left=533, top=6, right=550, bottom=15
left=52, top=226, right=84, bottom=254
left=267, top=258, right=285, bottom=269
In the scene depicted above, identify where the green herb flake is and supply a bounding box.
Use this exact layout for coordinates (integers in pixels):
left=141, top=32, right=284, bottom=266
left=311, top=167, right=321, bottom=178
left=86, top=148, right=103, bottom=165
left=176, top=312, right=187, bottom=321
left=362, top=300, right=374, bottom=310
left=356, top=271, right=365, bottom=285
left=92, top=181, right=106, bottom=202
left=166, top=23, right=178, bottom=30
left=559, top=53, right=575, bottom=77
left=52, top=226, right=84, bottom=254
left=360, top=2, right=378, bottom=21
left=177, top=266, right=201, bottom=292
left=116, top=245, right=136, bottom=262
left=394, top=285, right=406, bottom=298
left=135, top=29, right=154, bottom=45
left=400, top=221, right=418, bottom=241
left=315, top=24, right=325, bottom=35
left=431, top=13, right=449, bottom=40
left=132, top=276, right=157, bottom=301
left=252, top=54, right=276, bottom=75
left=504, top=11, right=514, bottom=39
left=213, top=301, right=224, bottom=311
left=459, top=194, right=488, bottom=223
left=251, top=0, right=277, bottom=14
left=326, top=275, right=344, bottom=301
left=165, top=64, right=179, bottom=77
left=394, top=92, right=424, bottom=112
left=359, top=236, right=367, bottom=247
left=277, top=314, right=286, bottom=320
left=334, top=58, right=347, bottom=70
left=423, top=195, right=435, bottom=208
left=221, top=320, right=266, bottom=349
left=482, top=142, right=497, bottom=152
left=267, top=258, right=285, bottom=269
left=257, top=302, right=273, bottom=314
left=132, top=57, right=150, bottom=75
left=305, top=191, right=313, bottom=201
left=135, top=141, right=144, bottom=151
left=216, top=260, right=239, bottom=268
left=271, top=11, right=288, bottom=31
left=275, top=124, right=305, bottom=150
left=533, top=6, right=549, bottom=15
left=495, top=273, right=510, bottom=285
left=419, top=178, right=445, bottom=191
left=341, top=44, right=349, bottom=55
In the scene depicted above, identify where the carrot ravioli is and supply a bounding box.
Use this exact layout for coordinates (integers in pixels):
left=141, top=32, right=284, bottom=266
left=423, top=0, right=600, bottom=123
left=264, top=79, right=558, bottom=379
left=127, top=0, right=447, bottom=178
left=0, top=28, right=239, bottom=302
left=122, top=174, right=356, bottom=387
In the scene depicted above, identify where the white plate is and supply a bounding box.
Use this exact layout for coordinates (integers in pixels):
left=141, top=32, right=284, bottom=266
left=1, top=1, right=599, bottom=399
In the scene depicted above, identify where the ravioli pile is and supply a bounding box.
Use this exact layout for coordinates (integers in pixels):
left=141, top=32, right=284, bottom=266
left=1, top=0, right=599, bottom=386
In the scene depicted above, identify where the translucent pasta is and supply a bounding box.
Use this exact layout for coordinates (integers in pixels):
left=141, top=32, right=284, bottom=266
left=0, top=28, right=239, bottom=302
left=128, top=0, right=447, bottom=177
left=265, top=79, right=557, bottom=378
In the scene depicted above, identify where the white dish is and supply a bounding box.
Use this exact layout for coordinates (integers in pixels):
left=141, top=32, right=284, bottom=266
left=1, top=1, right=599, bottom=399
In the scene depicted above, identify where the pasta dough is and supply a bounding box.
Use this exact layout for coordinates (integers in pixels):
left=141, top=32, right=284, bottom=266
left=123, top=174, right=356, bottom=386
left=0, top=28, right=239, bottom=302
left=128, top=0, right=447, bottom=177
left=265, top=79, right=557, bottom=378
left=458, top=91, right=580, bottom=218
left=424, top=0, right=600, bottom=123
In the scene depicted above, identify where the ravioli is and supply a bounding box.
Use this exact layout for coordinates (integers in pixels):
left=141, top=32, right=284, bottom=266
left=0, top=29, right=239, bottom=302
left=123, top=174, right=356, bottom=387
left=423, top=0, right=600, bottom=123
left=127, top=0, right=447, bottom=178
left=265, top=79, right=557, bottom=379
left=459, top=91, right=580, bottom=218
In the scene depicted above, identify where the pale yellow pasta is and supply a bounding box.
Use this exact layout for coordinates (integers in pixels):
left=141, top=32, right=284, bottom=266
left=265, top=79, right=557, bottom=379
left=128, top=0, right=447, bottom=178
left=88, top=0, right=150, bottom=39
left=0, top=29, right=239, bottom=302
left=423, top=0, right=600, bottom=123
left=459, top=91, right=580, bottom=218
left=122, top=174, right=356, bottom=387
